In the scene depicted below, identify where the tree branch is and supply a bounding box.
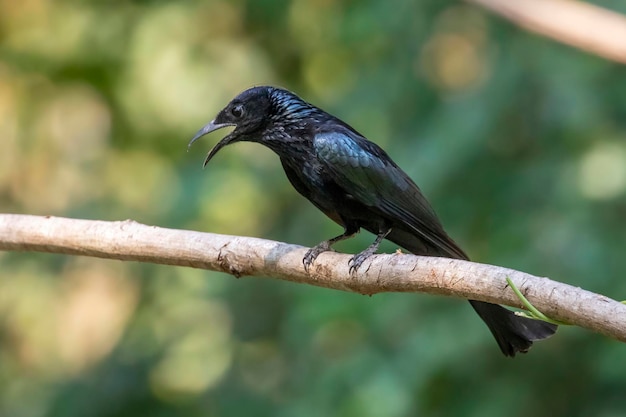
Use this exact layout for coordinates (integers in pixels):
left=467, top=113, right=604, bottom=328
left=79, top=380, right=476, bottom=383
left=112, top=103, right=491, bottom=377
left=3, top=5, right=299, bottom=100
left=1, top=214, right=625, bottom=342
left=466, top=0, right=626, bottom=64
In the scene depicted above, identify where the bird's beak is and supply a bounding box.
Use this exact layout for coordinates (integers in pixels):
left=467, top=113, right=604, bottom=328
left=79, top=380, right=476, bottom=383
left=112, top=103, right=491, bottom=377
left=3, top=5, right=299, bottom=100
left=187, top=120, right=236, bottom=168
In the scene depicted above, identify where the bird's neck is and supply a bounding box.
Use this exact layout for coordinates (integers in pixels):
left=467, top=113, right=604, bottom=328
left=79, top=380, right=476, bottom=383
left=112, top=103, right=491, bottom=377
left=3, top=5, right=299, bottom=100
left=258, top=121, right=314, bottom=159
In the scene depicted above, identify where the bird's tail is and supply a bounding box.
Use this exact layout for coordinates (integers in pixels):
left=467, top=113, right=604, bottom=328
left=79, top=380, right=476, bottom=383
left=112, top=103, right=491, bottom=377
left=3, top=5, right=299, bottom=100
left=385, top=229, right=557, bottom=355
left=469, top=300, right=557, bottom=357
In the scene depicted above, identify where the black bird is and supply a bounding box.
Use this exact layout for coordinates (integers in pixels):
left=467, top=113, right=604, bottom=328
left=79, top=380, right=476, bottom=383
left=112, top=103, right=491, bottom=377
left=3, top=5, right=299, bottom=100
left=188, top=86, right=557, bottom=356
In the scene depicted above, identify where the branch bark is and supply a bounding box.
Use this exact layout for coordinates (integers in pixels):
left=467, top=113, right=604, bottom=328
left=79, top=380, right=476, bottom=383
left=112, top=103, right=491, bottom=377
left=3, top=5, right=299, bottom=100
left=466, top=0, right=626, bottom=64
left=1, top=214, right=625, bottom=342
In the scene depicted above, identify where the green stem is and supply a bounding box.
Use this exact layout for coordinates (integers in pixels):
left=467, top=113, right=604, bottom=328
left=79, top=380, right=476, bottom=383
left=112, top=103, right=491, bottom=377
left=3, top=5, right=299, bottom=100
left=505, top=277, right=569, bottom=326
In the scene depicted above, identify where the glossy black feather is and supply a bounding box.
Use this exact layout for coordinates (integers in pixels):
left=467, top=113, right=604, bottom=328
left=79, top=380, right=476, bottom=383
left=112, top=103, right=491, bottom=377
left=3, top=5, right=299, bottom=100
left=190, top=86, right=557, bottom=356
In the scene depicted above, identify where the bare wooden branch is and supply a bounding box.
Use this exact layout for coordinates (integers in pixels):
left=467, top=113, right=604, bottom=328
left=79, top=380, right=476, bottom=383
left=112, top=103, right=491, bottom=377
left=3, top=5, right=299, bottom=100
left=467, top=0, right=626, bottom=64
left=1, top=214, right=625, bottom=342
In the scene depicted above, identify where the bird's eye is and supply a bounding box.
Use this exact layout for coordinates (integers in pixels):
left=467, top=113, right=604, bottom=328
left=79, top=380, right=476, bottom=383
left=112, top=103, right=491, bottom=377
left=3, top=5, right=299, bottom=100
left=231, top=105, right=244, bottom=118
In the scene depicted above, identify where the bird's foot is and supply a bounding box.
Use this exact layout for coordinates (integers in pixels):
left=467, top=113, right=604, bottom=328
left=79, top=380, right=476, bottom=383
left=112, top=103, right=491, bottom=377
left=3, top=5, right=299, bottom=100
left=348, top=248, right=376, bottom=275
left=348, top=228, right=390, bottom=275
left=303, top=241, right=333, bottom=272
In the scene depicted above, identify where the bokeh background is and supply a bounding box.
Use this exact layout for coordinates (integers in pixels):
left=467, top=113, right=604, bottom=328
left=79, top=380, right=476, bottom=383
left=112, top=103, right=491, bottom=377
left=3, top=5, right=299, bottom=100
left=1, top=0, right=626, bottom=416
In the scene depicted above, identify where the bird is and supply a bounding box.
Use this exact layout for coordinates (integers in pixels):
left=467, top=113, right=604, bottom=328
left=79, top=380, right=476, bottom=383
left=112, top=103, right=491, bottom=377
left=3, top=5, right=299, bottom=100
left=188, top=85, right=557, bottom=356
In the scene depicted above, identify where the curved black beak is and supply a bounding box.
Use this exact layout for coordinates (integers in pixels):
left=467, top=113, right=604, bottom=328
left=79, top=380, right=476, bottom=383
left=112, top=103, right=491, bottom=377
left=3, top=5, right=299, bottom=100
left=187, top=120, right=236, bottom=168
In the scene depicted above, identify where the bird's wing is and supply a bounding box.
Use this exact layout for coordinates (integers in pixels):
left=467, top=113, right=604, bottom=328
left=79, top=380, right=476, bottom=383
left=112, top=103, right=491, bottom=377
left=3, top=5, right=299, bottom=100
left=313, top=129, right=466, bottom=259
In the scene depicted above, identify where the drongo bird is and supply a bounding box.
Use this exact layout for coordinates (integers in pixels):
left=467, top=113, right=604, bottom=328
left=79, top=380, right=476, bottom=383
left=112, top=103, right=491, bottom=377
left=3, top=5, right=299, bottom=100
left=188, top=86, right=557, bottom=356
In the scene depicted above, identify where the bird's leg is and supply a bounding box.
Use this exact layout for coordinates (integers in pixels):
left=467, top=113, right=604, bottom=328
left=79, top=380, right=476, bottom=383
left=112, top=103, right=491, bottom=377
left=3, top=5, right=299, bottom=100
left=348, top=227, right=392, bottom=275
left=303, top=227, right=359, bottom=272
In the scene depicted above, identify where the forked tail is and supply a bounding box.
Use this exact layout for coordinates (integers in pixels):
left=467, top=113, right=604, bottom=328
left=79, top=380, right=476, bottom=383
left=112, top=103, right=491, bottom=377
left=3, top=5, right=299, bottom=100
left=469, top=300, right=557, bottom=357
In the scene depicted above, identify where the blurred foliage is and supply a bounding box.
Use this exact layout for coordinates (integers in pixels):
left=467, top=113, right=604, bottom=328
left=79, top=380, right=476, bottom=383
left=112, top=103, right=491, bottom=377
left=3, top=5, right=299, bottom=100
left=1, top=0, right=626, bottom=416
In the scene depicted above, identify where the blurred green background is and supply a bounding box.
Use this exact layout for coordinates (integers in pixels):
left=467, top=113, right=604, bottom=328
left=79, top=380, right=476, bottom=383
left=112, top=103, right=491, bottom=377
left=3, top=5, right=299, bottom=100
left=1, top=0, right=625, bottom=416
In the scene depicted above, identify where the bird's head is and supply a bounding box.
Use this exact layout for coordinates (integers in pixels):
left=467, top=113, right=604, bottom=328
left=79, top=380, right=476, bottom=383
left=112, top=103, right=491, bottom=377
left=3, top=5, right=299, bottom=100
left=188, top=86, right=279, bottom=167
left=189, top=86, right=319, bottom=167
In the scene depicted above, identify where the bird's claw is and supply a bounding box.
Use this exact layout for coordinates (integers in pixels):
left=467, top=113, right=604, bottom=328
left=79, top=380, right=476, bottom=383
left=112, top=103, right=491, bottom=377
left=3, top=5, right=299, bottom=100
left=303, top=242, right=332, bottom=272
left=348, top=252, right=370, bottom=275
left=302, top=250, right=317, bottom=272
left=348, top=258, right=359, bottom=275
left=347, top=229, right=388, bottom=275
